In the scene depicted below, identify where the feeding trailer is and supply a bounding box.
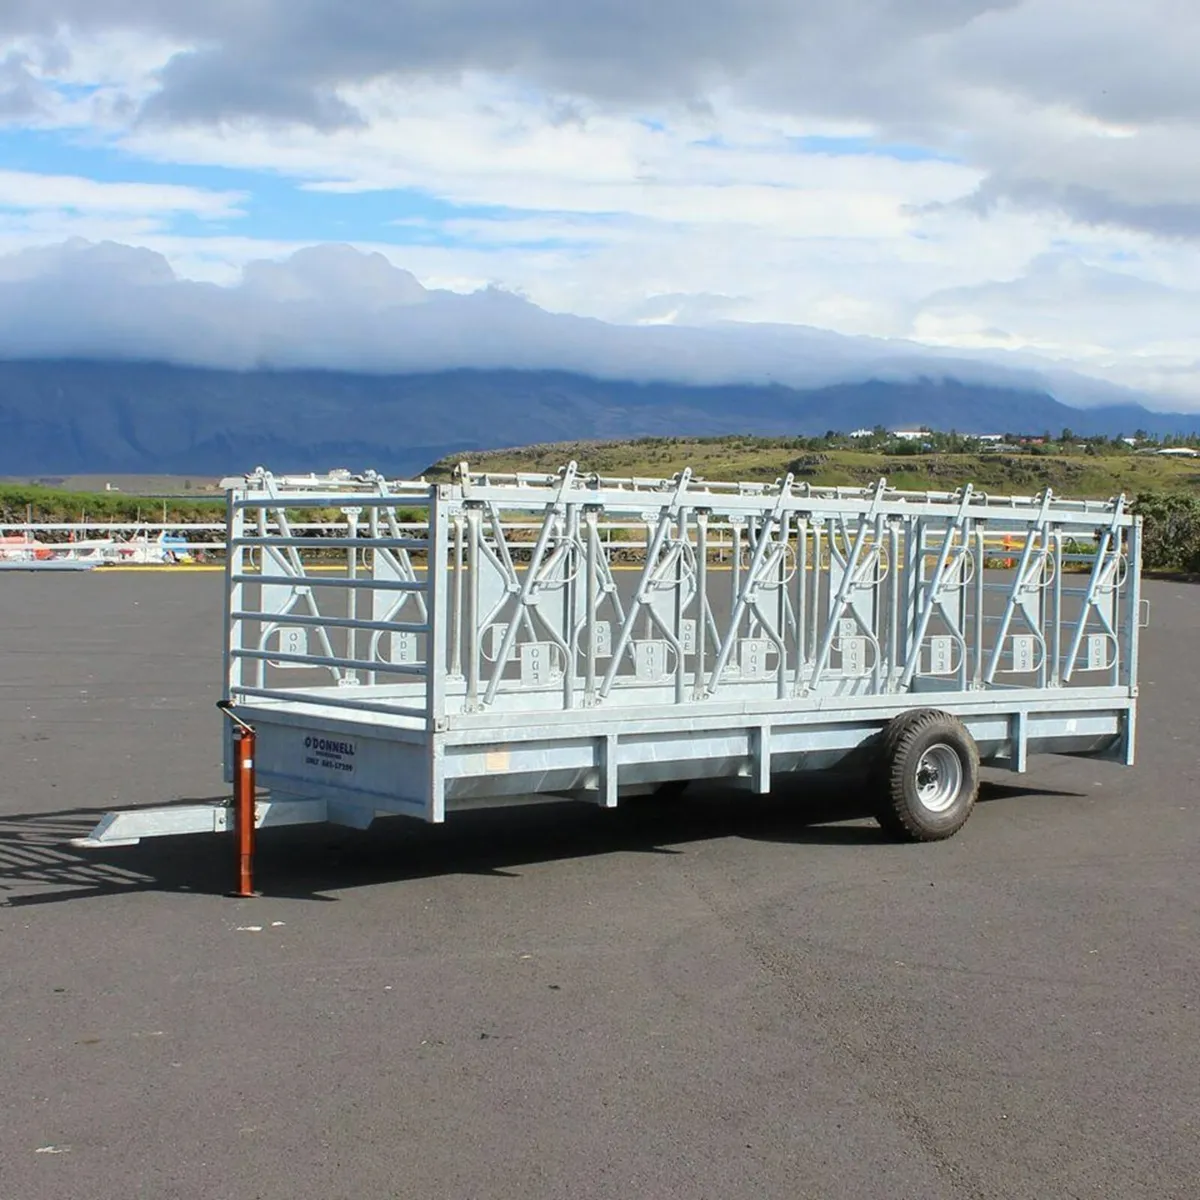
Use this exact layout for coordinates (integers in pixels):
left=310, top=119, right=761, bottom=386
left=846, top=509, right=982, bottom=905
left=79, top=463, right=1144, bottom=890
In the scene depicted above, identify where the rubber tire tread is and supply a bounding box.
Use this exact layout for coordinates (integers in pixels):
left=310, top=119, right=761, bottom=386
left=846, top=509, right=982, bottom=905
left=873, top=709, right=980, bottom=842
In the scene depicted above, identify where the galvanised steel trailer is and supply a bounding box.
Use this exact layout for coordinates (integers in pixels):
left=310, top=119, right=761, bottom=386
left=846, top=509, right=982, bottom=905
left=79, top=464, right=1144, bottom=892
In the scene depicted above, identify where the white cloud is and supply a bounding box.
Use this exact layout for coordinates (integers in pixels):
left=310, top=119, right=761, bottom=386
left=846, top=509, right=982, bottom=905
left=915, top=253, right=1200, bottom=354
left=0, top=3, right=1197, bottom=406
left=0, top=238, right=1190, bottom=414
left=910, top=252, right=1200, bottom=403
left=6, top=1, right=1198, bottom=235
left=0, top=169, right=245, bottom=218
left=119, top=76, right=980, bottom=231
left=0, top=48, right=46, bottom=117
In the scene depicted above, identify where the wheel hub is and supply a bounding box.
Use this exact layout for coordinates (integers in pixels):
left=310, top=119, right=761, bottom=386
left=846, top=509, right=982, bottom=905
left=914, top=743, right=964, bottom=813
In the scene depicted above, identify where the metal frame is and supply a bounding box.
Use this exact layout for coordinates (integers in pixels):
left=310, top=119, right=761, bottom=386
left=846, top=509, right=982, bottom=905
left=78, top=463, right=1142, bottom=849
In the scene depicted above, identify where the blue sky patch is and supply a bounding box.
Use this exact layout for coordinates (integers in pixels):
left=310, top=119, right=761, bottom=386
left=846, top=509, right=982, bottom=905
left=792, top=135, right=956, bottom=164
left=0, top=127, right=588, bottom=250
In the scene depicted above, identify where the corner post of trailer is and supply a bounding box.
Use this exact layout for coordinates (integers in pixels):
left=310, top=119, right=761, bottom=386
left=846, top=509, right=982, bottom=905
left=1122, top=513, right=1144, bottom=765
left=426, top=483, right=451, bottom=821
left=1125, top=514, right=1143, bottom=691
left=220, top=481, right=246, bottom=783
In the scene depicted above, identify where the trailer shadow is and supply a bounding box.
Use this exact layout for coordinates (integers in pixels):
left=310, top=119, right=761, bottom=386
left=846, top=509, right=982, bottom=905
left=0, top=774, right=1086, bottom=908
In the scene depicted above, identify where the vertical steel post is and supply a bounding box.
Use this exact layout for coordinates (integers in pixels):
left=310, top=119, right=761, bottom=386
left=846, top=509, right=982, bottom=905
left=809, top=519, right=822, bottom=669
left=562, top=504, right=578, bottom=711
left=887, top=518, right=901, bottom=689
left=731, top=520, right=742, bottom=637
left=221, top=490, right=243, bottom=783
left=1051, top=527, right=1063, bottom=685
left=776, top=512, right=790, bottom=691
left=344, top=506, right=360, bottom=683
left=973, top=522, right=986, bottom=688
left=427, top=485, right=450, bottom=729
left=694, top=510, right=709, bottom=700
left=794, top=516, right=808, bottom=695
left=1123, top=517, right=1143, bottom=693
left=465, top=505, right=482, bottom=710
left=451, top=515, right=464, bottom=678
left=365, top=503, right=380, bottom=687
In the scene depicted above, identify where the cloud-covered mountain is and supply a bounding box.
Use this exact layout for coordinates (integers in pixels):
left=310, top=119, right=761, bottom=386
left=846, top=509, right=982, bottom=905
left=2, top=2, right=1198, bottom=417
left=0, top=239, right=1186, bottom=412
left=2, top=240, right=1199, bottom=478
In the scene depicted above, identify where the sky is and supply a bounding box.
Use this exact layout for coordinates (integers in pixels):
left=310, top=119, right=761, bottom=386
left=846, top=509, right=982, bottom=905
left=1, top=1, right=1199, bottom=406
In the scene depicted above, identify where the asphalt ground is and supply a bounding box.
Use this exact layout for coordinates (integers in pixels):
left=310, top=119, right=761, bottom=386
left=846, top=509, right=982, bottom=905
left=1, top=571, right=1198, bottom=1200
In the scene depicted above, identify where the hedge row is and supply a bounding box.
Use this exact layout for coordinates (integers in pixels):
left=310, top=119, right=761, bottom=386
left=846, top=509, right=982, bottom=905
left=1135, top=492, right=1200, bottom=574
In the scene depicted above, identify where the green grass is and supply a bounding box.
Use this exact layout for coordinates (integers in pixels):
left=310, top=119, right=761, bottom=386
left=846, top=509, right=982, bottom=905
left=0, top=473, right=223, bottom=495
left=426, top=438, right=1200, bottom=499
left=0, top=482, right=225, bottom=524
left=6, top=439, right=1199, bottom=522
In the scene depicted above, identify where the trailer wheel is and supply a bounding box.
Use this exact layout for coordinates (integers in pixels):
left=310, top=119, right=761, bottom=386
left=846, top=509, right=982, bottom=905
left=874, top=710, right=979, bottom=841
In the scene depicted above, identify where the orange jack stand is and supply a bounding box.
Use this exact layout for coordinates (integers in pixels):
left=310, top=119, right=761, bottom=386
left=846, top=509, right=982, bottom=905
left=231, top=725, right=257, bottom=897
left=219, top=701, right=258, bottom=898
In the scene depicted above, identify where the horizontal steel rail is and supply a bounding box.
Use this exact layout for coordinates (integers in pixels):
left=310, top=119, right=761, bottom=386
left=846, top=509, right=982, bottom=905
left=232, top=494, right=433, bottom=510
left=233, top=535, right=428, bottom=551
left=232, top=647, right=428, bottom=676
left=228, top=685, right=428, bottom=721
left=230, top=610, right=429, bottom=635
left=230, top=573, right=426, bottom=592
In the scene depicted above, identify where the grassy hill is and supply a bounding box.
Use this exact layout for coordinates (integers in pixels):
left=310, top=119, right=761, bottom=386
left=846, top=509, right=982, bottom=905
left=426, top=436, right=1200, bottom=499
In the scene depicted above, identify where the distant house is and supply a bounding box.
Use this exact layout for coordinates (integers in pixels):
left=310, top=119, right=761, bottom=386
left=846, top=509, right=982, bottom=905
left=1157, top=447, right=1200, bottom=457
left=975, top=434, right=1004, bottom=443
left=890, top=430, right=924, bottom=441
left=849, top=429, right=874, bottom=439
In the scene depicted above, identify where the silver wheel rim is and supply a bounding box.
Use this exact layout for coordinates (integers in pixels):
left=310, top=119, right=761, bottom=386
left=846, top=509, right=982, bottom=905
left=914, top=743, right=963, bottom=813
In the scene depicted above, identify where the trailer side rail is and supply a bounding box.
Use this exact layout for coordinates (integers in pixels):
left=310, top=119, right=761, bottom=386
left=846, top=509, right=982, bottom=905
left=220, top=465, right=1141, bottom=729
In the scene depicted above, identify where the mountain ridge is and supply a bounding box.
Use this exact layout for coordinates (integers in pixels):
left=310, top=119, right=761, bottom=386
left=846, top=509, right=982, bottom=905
left=2, top=359, right=1199, bottom=478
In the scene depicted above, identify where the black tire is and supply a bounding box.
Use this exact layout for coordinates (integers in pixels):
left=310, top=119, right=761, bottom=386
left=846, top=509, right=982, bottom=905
left=873, top=709, right=979, bottom=842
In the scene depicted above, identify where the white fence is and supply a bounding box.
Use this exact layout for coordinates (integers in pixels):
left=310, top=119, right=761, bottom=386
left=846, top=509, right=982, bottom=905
left=0, top=520, right=746, bottom=560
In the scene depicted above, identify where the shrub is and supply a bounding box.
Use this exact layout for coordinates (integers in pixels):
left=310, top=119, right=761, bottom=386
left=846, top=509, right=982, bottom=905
left=1134, top=491, right=1200, bottom=573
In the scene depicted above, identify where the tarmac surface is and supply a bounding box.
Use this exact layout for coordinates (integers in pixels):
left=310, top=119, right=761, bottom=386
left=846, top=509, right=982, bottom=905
left=1, top=571, right=1198, bottom=1200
